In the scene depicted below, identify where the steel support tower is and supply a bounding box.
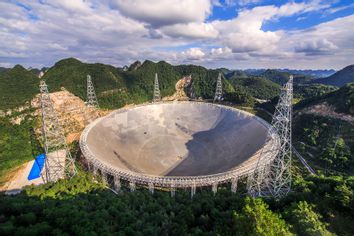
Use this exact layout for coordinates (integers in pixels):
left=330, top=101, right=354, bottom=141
left=214, top=73, right=223, bottom=102
left=39, top=80, right=76, bottom=183
left=86, top=75, right=99, bottom=108
left=153, top=73, right=161, bottom=102
left=247, top=75, right=293, bottom=199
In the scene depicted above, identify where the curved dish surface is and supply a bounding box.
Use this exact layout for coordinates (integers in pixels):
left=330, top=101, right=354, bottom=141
left=80, top=102, right=279, bottom=187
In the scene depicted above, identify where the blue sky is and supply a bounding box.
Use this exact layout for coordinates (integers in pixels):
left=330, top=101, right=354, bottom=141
left=0, top=0, right=354, bottom=69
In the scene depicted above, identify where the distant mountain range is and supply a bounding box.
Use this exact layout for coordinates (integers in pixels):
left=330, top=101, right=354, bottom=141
left=243, top=65, right=354, bottom=88
left=277, top=69, right=336, bottom=78
left=243, top=68, right=336, bottom=78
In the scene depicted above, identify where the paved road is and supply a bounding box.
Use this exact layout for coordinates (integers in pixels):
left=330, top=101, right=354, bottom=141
left=5, top=160, right=45, bottom=195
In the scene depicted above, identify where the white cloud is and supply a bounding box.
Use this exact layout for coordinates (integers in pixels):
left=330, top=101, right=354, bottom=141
left=324, top=3, right=354, bottom=15
left=0, top=0, right=353, bottom=70
left=212, top=5, right=283, bottom=53
left=111, top=0, right=212, bottom=26
left=211, top=47, right=232, bottom=56
left=210, top=1, right=333, bottom=54
left=0, top=1, right=150, bottom=67
left=228, top=14, right=354, bottom=69
left=224, top=0, right=262, bottom=7
left=46, top=0, right=92, bottom=14
left=181, top=48, right=206, bottom=60
left=210, top=47, right=233, bottom=60
left=160, top=22, right=218, bottom=39
left=295, top=39, right=338, bottom=55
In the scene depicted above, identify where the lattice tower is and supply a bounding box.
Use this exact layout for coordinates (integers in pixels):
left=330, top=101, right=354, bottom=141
left=39, top=80, right=76, bottom=182
left=86, top=75, right=99, bottom=108
left=247, top=75, right=293, bottom=199
left=214, top=73, right=223, bottom=102
left=153, top=73, right=161, bottom=102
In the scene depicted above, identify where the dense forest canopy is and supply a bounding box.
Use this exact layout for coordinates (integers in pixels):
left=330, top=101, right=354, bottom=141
left=0, top=169, right=353, bottom=235
left=293, top=83, right=337, bottom=100
left=260, top=69, right=313, bottom=86
left=295, top=83, right=354, bottom=115
left=228, top=76, right=280, bottom=100
left=0, top=65, right=39, bottom=110
left=2, top=58, right=348, bottom=112
left=41, top=58, right=253, bottom=108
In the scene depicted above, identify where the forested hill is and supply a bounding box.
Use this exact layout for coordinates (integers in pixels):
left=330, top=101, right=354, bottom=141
left=295, top=83, right=354, bottom=115
left=0, top=65, right=39, bottom=110
left=1, top=58, right=277, bottom=111
left=42, top=58, right=128, bottom=107
left=3, top=58, right=349, bottom=111
left=292, top=83, right=354, bottom=175
left=277, top=68, right=336, bottom=78
left=315, top=64, right=354, bottom=87
left=227, top=75, right=280, bottom=100
left=260, top=69, right=313, bottom=85
left=0, top=67, right=10, bottom=75
left=244, top=68, right=336, bottom=78
left=42, top=58, right=240, bottom=109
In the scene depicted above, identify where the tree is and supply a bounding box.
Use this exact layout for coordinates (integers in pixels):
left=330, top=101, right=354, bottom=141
left=224, top=86, right=255, bottom=106
left=232, top=197, right=293, bottom=236
left=321, top=137, right=351, bottom=171
left=285, top=201, right=332, bottom=236
left=334, top=184, right=353, bottom=209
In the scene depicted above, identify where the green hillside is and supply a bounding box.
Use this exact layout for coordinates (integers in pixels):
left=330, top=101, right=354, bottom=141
left=0, top=115, right=41, bottom=186
left=327, top=83, right=354, bottom=115
left=43, top=58, right=125, bottom=98
left=225, top=70, right=248, bottom=78
left=215, top=67, right=232, bottom=75
left=293, top=83, right=337, bottom=100
left=293, top=83, right=354, bottom=174
left=228, top=76, right=280, bottom=100
left=315, top=65, right=354, bottom=87
left=261, top=69, right=313, bottom=85
left=0, top=67, right=9, bottom=75
left=295, top=83, right=354, bottom=115
left=293, top=114, right=354, bottom=174
left=0, top=65, right=39, bottom=110
left=43, top=58, right=239, bottom=109
left=175, top=64, right=235, bottom=98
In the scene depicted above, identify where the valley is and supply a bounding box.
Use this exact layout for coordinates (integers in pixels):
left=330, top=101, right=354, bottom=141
left=0, top=58, right=353, bottom=235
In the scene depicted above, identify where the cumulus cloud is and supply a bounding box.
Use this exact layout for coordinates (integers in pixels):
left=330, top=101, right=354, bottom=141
left=211, top=47, right=232, bottom=56
left=0, top=0, right=353, bottom=69
left=181, top=48, right=206, bottom=60
left=212, top=1, right=332, bottom=54
left=46, top=0, right=93, bottom=14
left=295, top=39, right=338, bottom=55
left=111, top=0, right=212, bottom=27
left=0, top=1, right=150, bottom=67
left=160, top=22, right=218, bottom=39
